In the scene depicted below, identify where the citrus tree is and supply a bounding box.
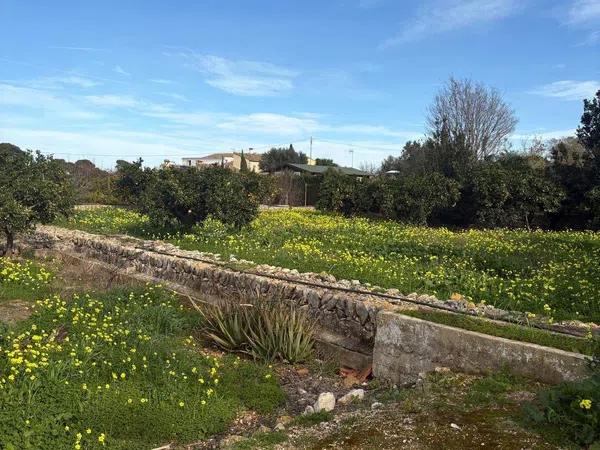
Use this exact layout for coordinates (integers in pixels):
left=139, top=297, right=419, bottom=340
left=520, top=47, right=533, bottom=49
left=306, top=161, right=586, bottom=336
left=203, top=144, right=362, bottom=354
left=0, top=143, right=73, bottom=254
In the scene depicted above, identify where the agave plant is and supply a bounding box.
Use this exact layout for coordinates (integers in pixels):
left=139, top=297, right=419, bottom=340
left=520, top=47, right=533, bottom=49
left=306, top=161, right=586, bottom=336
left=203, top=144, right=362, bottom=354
left=198, top=298, right=315, bottom=363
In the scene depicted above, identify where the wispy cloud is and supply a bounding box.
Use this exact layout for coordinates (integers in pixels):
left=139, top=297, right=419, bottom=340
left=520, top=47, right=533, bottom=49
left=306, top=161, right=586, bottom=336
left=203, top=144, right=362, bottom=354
left=357, top=0, right=386, bottom=8
left=530, top=80, right=600, bottom=101
left=170, top=52, right=298, bottom=96
left=48, top=46, right=104, bottom=52
left=24, top=75, right=99, bottom=89
left=577, top=30, right=600, bottom=45
left=0, top=83, right=100, bottom=120
left=380, top=0, right=520, bottom=48
left=113, top=65, right=130, bottom=76
left=85, top=94, right=140, bottom=108
left=512, top=129, right=577, bottom=140
left=149, top=79, right=173, bottom=84
left=218, top=113, right=319, bottom=135
left=157, top=92, right=189, bottom=102
left=566, top=0, right=600, bottom=25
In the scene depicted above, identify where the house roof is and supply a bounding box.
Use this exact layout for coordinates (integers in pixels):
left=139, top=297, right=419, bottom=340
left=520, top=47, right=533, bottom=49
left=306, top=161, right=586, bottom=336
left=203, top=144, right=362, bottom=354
left=237, top=152, right=262, bottom=162
left=183, top=153, right=234, bottom=160
left=285, top=163, right=370, bottom=176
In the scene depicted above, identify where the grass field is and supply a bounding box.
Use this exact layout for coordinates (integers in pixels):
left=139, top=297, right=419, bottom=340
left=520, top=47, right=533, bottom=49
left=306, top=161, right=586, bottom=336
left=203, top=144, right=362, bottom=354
left=0, top=258, right=283, bottom=449
left=57, top=207, right=600, bottom=323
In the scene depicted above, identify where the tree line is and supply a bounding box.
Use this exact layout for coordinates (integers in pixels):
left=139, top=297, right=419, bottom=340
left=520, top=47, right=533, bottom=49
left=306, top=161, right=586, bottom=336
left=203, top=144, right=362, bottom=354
left=317, top=80, right=600, bottom=231
left=2, top=78, right=599, bottom=254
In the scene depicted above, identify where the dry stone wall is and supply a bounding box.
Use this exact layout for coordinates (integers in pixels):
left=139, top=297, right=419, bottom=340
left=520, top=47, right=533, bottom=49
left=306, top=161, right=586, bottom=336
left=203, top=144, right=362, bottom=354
left=25, top=225, right=593, bottom=384
left=28, top=226, right=402, bottom=357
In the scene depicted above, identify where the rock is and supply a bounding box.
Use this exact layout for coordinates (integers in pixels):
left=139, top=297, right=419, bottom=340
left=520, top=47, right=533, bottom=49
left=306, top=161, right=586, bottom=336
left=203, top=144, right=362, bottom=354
left=338, top=389, right=365, bottom=405
left=303, top=405, right=314, bottom=415
left=314, top=392, right=336, bottom=412
left=434, top=366, right=451, bottom=374
left=450, top=423, right=461, bottom=430
left=277, top=415, right=293, bottom=426
left=297, top=387, right=308, bottom=395
left=371, top=402, right=383, bottom=410
left=296, top=368, right=309, bottom=377
left=220, top=435, right=246, bottom=448
left=274, top=423, right=286, bottom=431
left=351, top=279, right=361, bottom=286
left=257, top=425, right=270, bottom=433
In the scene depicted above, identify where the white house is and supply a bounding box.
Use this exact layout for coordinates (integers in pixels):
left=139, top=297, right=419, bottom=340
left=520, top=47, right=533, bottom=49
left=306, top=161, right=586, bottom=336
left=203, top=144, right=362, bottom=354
left=181, top=153, right=234, bottom=168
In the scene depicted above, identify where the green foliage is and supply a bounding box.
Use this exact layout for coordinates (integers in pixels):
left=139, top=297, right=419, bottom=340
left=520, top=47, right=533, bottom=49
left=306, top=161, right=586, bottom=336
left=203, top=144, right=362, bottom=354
left=524, top=336, right=600, bottom=446
left=0, top=143, right=74, bottom=252
left=199, top=298, right=315, bottom=363
left=0, top=283, right=283, bottom=449
left=379, top=172, right=460, bottom=225
left=59, top=159, right=119, bottom=205
left=465, top=155, right=564, bottom=229
left=316, top=169, right=373, bottom=216
left=577, top=89, right=600, bottom=168
left=115, top=159, right=152, bottom=207
left=115, top=163, right=269, bottom=231
left=0, top=258, right=54, bottom=302
left=524, top=372, right=600, bottom=446
left=293, top=411, right=333, bottom=427
left=259, top=145, right=308, bottom=172
left=466, top=372, right=526, bottom=407
left=315, top=158, right=337, bottom=167
left=230, top=431, right=287, bottom=449
left=239, top=151, right=248, bottom=172
left=59, top=208, right=600, bottom=323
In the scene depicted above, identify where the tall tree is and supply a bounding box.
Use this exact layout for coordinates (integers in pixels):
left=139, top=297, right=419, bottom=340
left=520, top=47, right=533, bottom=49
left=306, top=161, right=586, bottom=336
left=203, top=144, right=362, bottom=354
left=239, top=151, right=248, bottom=172
left=0, top=143, right=73, bottom=253
left=315, top=158, right=337, bottom=166
left=259, top=145, right=308, bottom=172
left=426, top=77, right=518, bottom=159
left=577, top=89, right=600, bottom=170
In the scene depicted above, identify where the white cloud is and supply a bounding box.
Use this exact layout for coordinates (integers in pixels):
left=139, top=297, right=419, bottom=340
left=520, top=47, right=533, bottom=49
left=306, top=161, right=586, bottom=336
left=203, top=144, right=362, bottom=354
left=172, top=52, right=297, bottom=96
left=511, top=129, right=577, bottom=140
left=84, top=94, right=140, bottom=108
left=358, top=0, right=386, bottom=8
left=530, top=80, right=600, bottom=101
left=114, top=65, right=130, bottom=76
left=149, top=79, right=173, bottom=84
left=567, top=0, right=600, bottom=25
left=157, top=92, right=189, bottom=102
left=380, top=0, right=520, bottom=47
left=24, top=75, right=99, bottom=89
left=48, top=46, right=103, bottom=52
left=218, top=113, right=320, bottom=135
left=0, top=83, right=100, bottom=120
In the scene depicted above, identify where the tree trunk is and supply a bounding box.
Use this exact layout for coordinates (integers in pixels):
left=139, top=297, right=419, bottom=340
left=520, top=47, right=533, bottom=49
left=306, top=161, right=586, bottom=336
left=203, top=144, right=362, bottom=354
left=4, top=231, right=14, bottom=255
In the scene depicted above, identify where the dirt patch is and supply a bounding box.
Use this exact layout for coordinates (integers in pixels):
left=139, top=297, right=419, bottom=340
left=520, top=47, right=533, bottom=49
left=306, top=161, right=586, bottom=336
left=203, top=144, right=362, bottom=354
left=0, top=299, right=33, bottom=325
left=39, top=250, right=144, bottom=295
left=289, top=406, right=556, bottom=450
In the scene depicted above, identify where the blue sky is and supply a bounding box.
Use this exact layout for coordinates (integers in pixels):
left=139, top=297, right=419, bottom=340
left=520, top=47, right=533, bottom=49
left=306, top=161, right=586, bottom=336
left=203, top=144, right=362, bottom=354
left=1, top=0, right=599, bottom=168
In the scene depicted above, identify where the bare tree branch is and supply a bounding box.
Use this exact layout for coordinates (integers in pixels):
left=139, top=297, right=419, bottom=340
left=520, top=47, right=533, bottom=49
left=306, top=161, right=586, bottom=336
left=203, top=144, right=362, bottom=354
left=427, top=77, right=518, bottom=159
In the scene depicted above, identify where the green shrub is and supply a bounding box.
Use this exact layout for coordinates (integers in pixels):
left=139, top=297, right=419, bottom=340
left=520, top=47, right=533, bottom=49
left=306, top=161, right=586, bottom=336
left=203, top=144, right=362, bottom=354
left=115, top=161, right=270, bottom=231
left=524, top=339, right=600, bottom=446
left=199, top=298, right=315, bottom=363
left=379, top=173, right=460, bottom=225
left=316, top=169, right=373, bottom=216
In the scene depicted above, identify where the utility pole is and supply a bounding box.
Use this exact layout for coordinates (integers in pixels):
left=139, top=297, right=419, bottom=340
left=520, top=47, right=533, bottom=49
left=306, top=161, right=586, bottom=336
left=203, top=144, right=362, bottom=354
left=309, top=137, right=313, bottom=162
left=349, top=149, right=354, bottom=168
